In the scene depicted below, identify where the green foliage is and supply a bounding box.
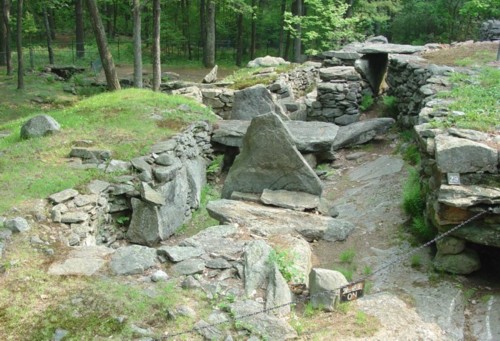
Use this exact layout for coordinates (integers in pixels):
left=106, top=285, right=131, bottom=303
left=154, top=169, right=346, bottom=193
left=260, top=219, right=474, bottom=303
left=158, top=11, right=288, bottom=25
left=360, top=95, right=374, bottom=112
left=335, top=267, right=354, bottom=282
left=225, top=64, right=295, bottom=90
left=268, top=249, right=303, bottom=283
left=402, top=168, right=424, bottom=218
left=207, top=155, right=224, bottom=175
left=411, top=215, right=435, bottom=242
left=362, top=265, right=372, bottom=276
left=381, top=95, right=398, bottom=118
left=339, top=249, right=356, bottom=264
left=401, top=144, right=421, bottom=166
left=284, top=0, right=361, bottom=55
left=355, top=311, right=368, bottom=326
left=410, top=254, right=422, bottom=268
left=433, top=68, right=500, bottom=132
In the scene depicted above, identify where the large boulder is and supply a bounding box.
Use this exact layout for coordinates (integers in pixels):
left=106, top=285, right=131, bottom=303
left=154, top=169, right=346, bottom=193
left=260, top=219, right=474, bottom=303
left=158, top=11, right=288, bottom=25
left=247, top=55, right=290, bottom=68
left=266, top=263, right=292, bottom=317
left=309, top=268, right=348, bottom=311
left=207, top=199, right=355, bottom=242
left=221, top=113, right=323, bottom=198
left=127, top=167, right=190, bottom=245
left=229, top=84, right=287, bottom=121
left=20, top=114, right=61, bottom=139
left=243, top=240, right=273, bottom=297
left=229, top=300, right=297, bottom=340
left=435, top=135, right=498, bottom=173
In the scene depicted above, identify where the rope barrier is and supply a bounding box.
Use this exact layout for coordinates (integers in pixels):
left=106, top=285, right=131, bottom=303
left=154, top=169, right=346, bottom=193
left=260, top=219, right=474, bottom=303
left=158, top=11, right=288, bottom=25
left=164, top=209, right=490, bottom=339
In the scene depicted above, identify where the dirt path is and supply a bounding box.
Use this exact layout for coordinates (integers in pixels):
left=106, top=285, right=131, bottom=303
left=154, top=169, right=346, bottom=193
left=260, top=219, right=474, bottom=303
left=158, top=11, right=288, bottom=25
left=308, top=130, right=500, bottom=340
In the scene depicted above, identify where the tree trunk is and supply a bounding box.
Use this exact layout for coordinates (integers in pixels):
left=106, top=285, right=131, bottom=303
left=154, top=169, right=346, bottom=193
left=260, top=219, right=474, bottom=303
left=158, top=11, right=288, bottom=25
left=345, top=0, right=355, bottom=18
left=236, top=11, right=243, bottom=66
left=133, top=0, right=142, bottom=88
left=0, top=3, right=4, bottom=66
left=278, top=0, right=286, bottom=58
left=284, top=29, right=291, bottom=61
left=75, top=0, right=85, bottom=59
left=16, top=0, right=23, bottom=90
left=86, top=0, right=120, bottom=91
left=250, top=0, right=257, bottom=60
left=43, top=6, right=54, bottom=65
left=205, top=0, right=215, bottom=68
left=49, top=8, right=56, bottom=40
left=152, top=0, right=161, bottom=91
left=200, top=0, right=207, bottom=65
left=293, top=0, right=302, bottom=63
left=497, top=41, right=500, bottom=62
left=2, top=0, right=11, bottom=75
left=183, top=0, right=192, bottom=60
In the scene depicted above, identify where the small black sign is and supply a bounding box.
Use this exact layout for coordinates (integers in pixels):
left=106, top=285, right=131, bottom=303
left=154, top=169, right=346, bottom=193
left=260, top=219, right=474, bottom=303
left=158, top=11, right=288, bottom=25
left=340, top=281, right=365, bottom=302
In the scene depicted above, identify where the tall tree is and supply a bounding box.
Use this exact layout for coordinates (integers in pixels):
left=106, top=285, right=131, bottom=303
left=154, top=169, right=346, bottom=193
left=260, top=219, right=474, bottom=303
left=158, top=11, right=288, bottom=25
left=133, top=0, right=142, bottom=88
left=250, top=0, right=258, bottom=60
left=200, top=0, right=207, bottom=65
left=205, top=0, right=215, bottom=67
left=278, top=0, right=287, bottom=57
left=2, top=0, right=11, bottom=75
left=75, top=0, right=85, bottom=59
left=152, top=0, right=161, bottom=91
left=16, top=0, right=23, bottom=89
left=235, top=9, right=243, bottom=66
left=43, top=5, right=54, bottom=64
left=0, top=4, right=4, bottom=66
left=86, top=0, right=120, bottom=91
left=293, top=0, right=302, bottom=63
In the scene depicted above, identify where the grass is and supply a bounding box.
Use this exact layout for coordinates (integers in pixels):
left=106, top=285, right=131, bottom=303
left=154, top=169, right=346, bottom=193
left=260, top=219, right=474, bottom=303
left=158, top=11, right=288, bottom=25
left=0, top=87, right=217, bottom=215
left=433, top=67, right=500, bottom=132
left=359, top=94, right=374, bottom=112
left=422, top=42, right=498, bottom=67
left=339, top=249, right=356, bottom=264
left=0, top=70, right=77, bottom=124
left=402, top=168, right=425, bottom=219
left=224, top=64, right=296, bottom=90
left=381, top=95, right=398, bottom=119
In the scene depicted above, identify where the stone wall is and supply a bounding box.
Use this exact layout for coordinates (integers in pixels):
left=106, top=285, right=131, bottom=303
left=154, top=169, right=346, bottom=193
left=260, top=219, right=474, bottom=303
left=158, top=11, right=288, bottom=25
left=307, top=66, right=366, bottom=125
left=388, top=56, right=500, bottom=274
left=201, top=88, right=234, bottom=118
left=48, top=122, right=213, bottom=247
left=386, top=55, right=454, bottom=128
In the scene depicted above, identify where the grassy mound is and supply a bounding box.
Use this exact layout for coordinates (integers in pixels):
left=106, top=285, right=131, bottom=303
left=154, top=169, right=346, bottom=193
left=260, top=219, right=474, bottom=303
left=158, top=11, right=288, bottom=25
left=0, top=89, right=217, bottom=214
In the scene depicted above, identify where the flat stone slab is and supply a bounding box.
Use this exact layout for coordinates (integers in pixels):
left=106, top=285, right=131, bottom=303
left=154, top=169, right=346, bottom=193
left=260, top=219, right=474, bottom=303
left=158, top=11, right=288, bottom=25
left=212, top=119, right=339, bottom=153
left=48, top=246, right=114, bottom=276
left=438, top=185, right=500, bottom=208
left=48, top=189, right=79, bottom=204
left=110, top=245, right=157, bottom=275
left=348, top=156, right=404, bottom=182
left=260, top=189, right=320, bottom=211
left=157, top=245, right=205, bottom=262
left=207, top=199, right=355, bottom=241
left=356, top=43, right=425, bottom=54
left=469, top=294, right=500, bottom=341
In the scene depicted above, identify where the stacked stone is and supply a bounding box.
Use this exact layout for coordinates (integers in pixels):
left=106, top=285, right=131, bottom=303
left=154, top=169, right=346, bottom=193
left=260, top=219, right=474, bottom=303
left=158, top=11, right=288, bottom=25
left=307, top=66, right=363, bottom=125
left=49, top=122, right=214, bottom=248
left=201, top=88, right=234, bottom=118
left=49, top=188, right=112, bottom=247
left=386, top=55, right=453, bottom=127
left=480, top=19, right=500, bottom=41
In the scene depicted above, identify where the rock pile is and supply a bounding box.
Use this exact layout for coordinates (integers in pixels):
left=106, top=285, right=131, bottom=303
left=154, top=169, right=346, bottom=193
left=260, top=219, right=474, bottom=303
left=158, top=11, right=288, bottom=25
left=308, top=66, right=365, bottom=125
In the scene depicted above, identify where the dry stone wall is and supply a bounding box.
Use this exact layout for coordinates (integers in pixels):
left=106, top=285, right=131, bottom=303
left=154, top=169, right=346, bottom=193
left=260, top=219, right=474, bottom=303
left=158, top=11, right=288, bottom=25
left=388, top=56, right=500, bottom=274
left=47, top=122, right=213, bottom=248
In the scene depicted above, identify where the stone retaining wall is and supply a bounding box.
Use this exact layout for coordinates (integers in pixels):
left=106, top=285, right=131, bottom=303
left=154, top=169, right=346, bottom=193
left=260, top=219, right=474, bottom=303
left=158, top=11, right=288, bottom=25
left=307, top=66, right=366, bottom=125
left=48, top=122, right=213, bottom=247
left=386, top=55, right=454, bottom=128
left=389, top=56, right=500, bottom=274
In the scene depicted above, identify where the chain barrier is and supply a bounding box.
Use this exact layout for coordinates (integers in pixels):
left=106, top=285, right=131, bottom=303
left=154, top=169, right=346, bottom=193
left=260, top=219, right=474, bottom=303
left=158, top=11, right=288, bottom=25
left=164, top=209, right=490, bottom=339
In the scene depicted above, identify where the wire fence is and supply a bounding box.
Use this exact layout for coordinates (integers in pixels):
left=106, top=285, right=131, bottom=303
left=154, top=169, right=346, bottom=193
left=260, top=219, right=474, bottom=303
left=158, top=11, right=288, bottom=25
left=0, top=39, right=279, bottom=71
left=164, top=209, right=491, bottom=339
